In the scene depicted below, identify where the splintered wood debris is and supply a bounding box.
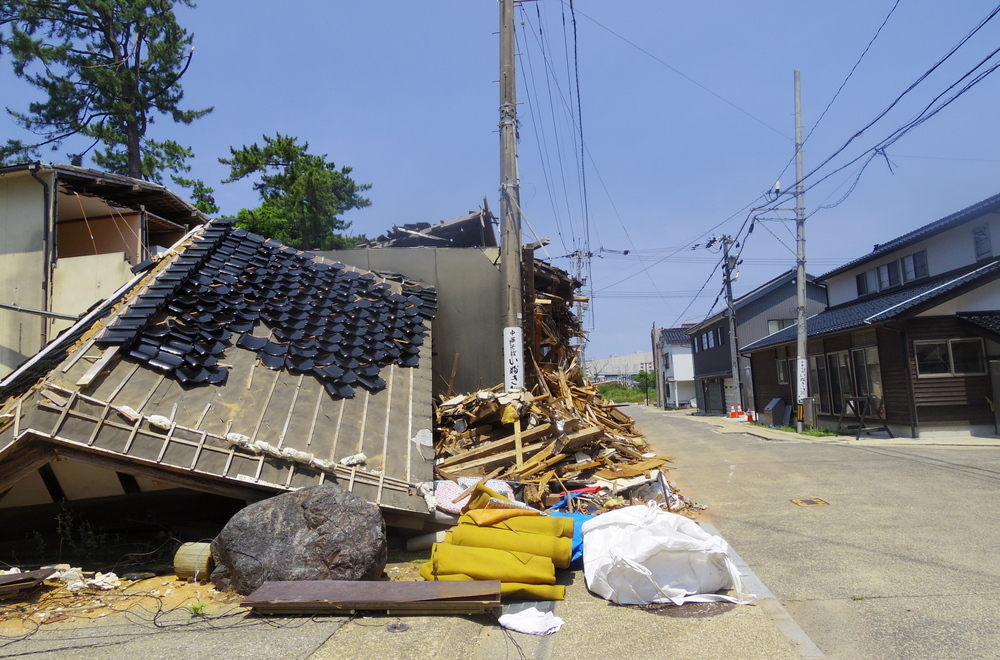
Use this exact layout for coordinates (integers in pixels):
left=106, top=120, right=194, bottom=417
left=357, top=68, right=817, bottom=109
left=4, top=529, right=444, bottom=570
left=433, top=363, right=696, bottom=514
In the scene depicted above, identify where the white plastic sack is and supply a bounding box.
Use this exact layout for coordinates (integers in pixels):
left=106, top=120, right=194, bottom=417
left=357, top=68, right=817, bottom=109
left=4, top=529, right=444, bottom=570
left=581, top=502, right=753, bottom=605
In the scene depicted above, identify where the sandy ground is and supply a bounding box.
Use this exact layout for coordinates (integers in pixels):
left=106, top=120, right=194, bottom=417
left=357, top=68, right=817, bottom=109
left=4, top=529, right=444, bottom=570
left=0, top=555, right=427, bottom=636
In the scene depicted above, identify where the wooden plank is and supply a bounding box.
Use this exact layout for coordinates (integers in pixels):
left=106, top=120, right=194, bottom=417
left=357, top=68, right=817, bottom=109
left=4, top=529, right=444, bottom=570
left=75, top=346, right=119, bottom=387
left=442, top=440, right=547, bottom=475
left=437, top=423, right=554, bottom=468
left=512, top=416, right=524, bottom=469
left=243, top=580, right=501, bottom=615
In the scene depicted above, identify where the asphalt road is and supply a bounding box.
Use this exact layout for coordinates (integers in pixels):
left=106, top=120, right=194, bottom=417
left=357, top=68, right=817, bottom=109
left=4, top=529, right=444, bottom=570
left=631, top=405, right=1000, bottom=660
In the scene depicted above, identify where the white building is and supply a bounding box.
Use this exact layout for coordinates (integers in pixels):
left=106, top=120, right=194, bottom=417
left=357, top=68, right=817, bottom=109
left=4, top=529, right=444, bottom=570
left=652, top=325, right=696, bottom=408
left=586, top=351, right=653, bottom=386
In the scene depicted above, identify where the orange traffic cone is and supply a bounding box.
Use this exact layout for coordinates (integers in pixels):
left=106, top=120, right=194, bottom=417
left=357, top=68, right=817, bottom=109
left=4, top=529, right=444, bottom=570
left=737, top=404, right=743, bottom=417
left=747, top=410, right=755, bottom=422
left=730, top=405, right=737, bottom=418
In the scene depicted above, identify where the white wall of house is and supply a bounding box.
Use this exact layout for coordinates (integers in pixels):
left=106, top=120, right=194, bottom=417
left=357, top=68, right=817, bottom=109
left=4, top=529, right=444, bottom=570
left=917, top=284, right=1000, bottom=317
left=827, top=210, right=1000, bottom=306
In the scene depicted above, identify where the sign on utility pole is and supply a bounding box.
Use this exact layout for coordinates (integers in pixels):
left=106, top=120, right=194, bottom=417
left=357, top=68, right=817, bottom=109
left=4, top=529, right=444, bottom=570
left=499, top=0, right=523, bottom=391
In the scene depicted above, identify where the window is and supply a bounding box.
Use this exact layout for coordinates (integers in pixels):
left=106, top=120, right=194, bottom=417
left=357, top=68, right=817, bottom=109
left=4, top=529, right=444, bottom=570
left=664, top=382, right=671, bottom=398
left=876, top=261, right=901, bottom=289
left=974, top=225, right=992, bottom=261
left=662, top=354, right=670, bottom=372
left=826, top=351, right=852, bottom=415
left=808, top=355, right=830, bottom=414
left=768, top=319, right=796, bottom=335
left=716, top=327, right=725, bottom=346
left=914, top=339, right=987, bottom=377
left=704, top=331, right=715, bottom=349
left=777, top=358, right=789, bottom=385
left=856, top=269, right=877, bottom=296
left=901, top=250, right=928, bottom=282
left=851, top=347, right=883, bottom=400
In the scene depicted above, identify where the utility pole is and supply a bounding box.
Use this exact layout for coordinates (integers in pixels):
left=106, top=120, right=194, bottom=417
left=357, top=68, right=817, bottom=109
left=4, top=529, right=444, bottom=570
left=794, top=69, right=808, bottom=432
left=572, top=247, right=589, bottom=371
left=722, top=235, right=742, bottom=411
left=499, top=0, right=523, bottom=391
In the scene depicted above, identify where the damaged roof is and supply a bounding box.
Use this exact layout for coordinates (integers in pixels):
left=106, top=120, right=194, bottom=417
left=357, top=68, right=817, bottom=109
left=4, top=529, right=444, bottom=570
left=362, top=208, right=497, bottom=248
left=0, top=161, right=208, bottom=230
left=0, top=218, right=438, bottom=518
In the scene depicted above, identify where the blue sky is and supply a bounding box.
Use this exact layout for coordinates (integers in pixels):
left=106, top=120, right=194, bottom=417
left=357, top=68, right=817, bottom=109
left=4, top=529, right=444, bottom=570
left=5, top=1, right=1000, bottom=362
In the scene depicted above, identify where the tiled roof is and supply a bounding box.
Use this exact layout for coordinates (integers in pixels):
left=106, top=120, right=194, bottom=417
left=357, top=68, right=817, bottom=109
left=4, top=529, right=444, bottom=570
left=742, top=258, right=1000, bottom=352
left=958, top=312, right=1000, bottom=337
left=94, top=218, right=435, bottom=396
left=818, top=191, right=1000, bottom=281
left=659, top=327, right=691, bottom=345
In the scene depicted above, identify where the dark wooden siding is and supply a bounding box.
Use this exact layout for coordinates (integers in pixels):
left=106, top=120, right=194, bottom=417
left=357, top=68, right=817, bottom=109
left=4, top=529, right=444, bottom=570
left=750, top=349, right=790, bottom=412
left=906, top=317, right=993, bottom=425
left=876, top=326, right=914, bottom=427
left=691, top=318, right=731, bottom=378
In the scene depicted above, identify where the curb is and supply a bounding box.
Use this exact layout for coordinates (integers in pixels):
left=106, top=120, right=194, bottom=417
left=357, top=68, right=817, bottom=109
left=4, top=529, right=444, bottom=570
left=702, top=523, right=825, bottom=658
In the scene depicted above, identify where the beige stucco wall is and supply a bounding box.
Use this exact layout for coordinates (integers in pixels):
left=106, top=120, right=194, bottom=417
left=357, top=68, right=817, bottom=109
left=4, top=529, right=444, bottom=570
left=50, top=253, right=136, bottom=335
left=321, top=247, right=503, bottom=396
left=0, top=169, right=50, bottom=376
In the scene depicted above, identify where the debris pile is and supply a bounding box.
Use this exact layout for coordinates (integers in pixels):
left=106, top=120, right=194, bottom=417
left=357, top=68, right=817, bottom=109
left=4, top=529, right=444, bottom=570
left=433, top=362, right=695, bottom=515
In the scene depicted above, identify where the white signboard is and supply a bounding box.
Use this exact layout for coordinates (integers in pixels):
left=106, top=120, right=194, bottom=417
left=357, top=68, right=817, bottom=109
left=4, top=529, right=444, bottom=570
left=796, top=357, right=808, bottom=403
left=504, top=326, right=524, bottom=391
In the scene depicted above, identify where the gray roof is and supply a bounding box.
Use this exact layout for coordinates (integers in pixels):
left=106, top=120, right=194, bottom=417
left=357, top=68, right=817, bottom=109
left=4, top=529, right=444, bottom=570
left=818, top=191, right=1000, bottom=281
left=659, top=327, right=691, bottom=345
left=742, top=258, right=1000, bottom=352
left=958, top=312, right=1000, bottom=337
left=685, top=269, right=821, bottom=335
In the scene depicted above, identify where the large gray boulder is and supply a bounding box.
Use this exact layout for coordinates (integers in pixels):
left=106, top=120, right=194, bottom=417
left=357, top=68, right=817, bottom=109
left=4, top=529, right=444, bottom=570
left=210, top=483, right=386, bottom=595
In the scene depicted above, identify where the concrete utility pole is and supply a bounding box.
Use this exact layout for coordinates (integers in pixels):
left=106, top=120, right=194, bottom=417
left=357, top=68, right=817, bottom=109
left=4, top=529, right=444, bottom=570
left=722, top=235, right=742, bottom=411
left=794, top=70, right=808, bottom=432
left=499, top=0, right=524, bottom=391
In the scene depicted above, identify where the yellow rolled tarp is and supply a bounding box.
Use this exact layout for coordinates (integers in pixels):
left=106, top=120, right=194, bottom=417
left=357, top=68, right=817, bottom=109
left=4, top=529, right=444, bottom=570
left=422, top=542, right=556, bottom=584
left=458, top=513, right=574, bottom=539
left=419, top=562, right=565, bottom=601
left=463, top=508, right=542, bottom=526
left=448, top=524, right=572, bottom=569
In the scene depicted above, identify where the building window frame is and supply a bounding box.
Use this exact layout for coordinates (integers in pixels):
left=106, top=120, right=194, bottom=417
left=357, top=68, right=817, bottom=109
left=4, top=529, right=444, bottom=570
left=914, top=338, right=987, bottom=377
left=777, top=358, right=789, bottom=385
left=901, top=249, right=928, bottom=282
left=876, top=261, right=901, bottom=290
left=974, top=224, right=992, bottom=261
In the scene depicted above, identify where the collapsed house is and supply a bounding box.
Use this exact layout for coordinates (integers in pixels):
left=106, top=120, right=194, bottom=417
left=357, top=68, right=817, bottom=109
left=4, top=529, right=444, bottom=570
left=0, top=179, right=680, bottom=536
left=0, top=217, right=439, bottom=527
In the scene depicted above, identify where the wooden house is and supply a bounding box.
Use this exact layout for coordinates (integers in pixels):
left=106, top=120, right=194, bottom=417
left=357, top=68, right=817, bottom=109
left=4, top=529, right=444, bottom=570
left=743, top=193, right=1000, bottom=437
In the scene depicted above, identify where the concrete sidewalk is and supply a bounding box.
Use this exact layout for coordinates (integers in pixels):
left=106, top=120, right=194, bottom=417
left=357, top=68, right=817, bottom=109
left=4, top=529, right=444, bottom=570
left=644, top=406, right=1000, bottom=448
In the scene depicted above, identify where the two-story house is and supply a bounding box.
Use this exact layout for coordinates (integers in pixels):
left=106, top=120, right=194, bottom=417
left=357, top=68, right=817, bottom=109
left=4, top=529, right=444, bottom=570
left=686, top=269, right=827, bottom=414
left=743, top=193, right=1000, bottom=437
left=651, top=325, right=696, bottom=408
